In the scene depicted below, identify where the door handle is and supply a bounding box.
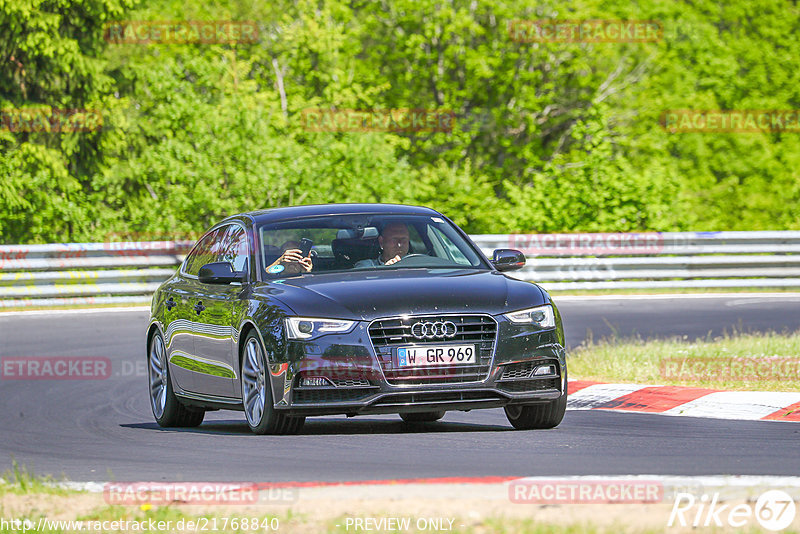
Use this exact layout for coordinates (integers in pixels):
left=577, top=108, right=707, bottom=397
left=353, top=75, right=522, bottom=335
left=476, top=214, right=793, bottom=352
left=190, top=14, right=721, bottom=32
left=165, top=297, right=176, bottom=311
left=194, top=301, right=205, bottom=314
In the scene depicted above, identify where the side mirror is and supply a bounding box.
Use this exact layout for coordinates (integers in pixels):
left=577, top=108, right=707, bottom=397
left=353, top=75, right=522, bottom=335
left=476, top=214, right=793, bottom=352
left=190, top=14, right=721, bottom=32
left=491, top=249, right=526, bottom=272
left=198, top=262, right=245, bottom=284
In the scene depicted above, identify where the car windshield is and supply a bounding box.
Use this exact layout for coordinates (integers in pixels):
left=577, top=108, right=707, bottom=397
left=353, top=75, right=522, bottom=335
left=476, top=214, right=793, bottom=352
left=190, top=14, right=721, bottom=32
left=258, top=214, right=488, bottom=277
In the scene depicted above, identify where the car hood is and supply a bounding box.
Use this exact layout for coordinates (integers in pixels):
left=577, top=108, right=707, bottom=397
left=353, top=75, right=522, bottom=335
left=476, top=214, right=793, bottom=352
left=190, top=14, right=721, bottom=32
left=257, top=269, right=545, bottom=320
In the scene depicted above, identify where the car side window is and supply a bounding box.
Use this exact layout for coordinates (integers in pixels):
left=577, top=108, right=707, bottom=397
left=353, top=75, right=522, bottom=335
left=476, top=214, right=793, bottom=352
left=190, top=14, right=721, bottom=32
left=183, top=227, right=227, bottom=276
left=219, top=225, right=249, bottom=273
left=427, top=225, right=471, bottom=265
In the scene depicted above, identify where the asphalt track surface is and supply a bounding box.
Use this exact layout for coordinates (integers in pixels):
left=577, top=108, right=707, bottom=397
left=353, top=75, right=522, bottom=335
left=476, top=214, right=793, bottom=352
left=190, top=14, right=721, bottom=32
left=1, top=294, right=799, bottom=482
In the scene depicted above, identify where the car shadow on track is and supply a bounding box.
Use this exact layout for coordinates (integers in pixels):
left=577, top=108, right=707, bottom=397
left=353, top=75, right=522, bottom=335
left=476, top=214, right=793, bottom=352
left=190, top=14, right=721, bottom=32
left=122, top=418, right=511, bottom=435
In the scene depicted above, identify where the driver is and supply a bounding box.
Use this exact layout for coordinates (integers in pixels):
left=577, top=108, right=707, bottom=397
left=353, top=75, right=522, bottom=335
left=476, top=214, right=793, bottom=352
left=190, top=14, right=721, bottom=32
left=355, top=223, right=410, bottom=268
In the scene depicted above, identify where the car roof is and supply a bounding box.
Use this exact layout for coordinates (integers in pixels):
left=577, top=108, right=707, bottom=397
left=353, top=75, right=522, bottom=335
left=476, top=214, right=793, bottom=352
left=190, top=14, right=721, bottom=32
left=232, top=203, right=442, bottom=225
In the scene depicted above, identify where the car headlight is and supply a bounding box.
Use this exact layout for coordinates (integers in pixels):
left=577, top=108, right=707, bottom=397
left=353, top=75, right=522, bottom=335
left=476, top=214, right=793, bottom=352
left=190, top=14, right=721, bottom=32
left=285, top=317, right=356, bottom=340
left=504, top=304, right=555, bottom=329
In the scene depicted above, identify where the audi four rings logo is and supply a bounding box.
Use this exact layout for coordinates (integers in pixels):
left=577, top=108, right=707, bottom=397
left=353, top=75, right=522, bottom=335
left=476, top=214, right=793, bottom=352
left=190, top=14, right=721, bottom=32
left=411, top=320, right=457, bottom=339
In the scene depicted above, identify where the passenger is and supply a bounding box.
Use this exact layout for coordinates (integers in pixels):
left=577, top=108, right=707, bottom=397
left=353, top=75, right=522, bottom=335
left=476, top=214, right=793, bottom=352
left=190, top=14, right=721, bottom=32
left=266, top=240, right=312, bottom=275
left=355, top=223, right=410, bottom=268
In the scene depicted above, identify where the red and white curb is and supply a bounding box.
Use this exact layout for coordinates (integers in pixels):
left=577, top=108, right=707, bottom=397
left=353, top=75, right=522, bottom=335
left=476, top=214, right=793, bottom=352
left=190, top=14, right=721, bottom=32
left=568, top=380, right=800, bottom=422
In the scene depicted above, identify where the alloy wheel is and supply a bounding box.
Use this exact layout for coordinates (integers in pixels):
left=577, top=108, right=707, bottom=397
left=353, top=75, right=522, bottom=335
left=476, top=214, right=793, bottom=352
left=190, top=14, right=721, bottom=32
left=242, top=337, right=267, bottom=426
left=148, top=334, right=168, bottom=419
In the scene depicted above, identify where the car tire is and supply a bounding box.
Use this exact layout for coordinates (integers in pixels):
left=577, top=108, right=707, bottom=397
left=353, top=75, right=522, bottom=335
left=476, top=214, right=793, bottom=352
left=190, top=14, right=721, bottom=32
left=504, top=373, right=567, bottom=430
left=241, top=331, right=305, bottom=435
left=399, top=411, right=446, bottom=423
left=148, top=331, right=205, bottom=428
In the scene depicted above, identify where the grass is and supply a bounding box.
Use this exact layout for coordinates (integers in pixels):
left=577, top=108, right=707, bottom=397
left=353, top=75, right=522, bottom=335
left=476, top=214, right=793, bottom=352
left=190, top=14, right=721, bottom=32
left=1, top=466, right=795, bottom=534
left=0, top=463, right=296, bottom=533
left=568, top=331, right=800, bottom=391
left=323, top=516, right=788, bottom=533
left=0, top=461, right=72, bottom=496
left=324, top=517, right=663, bottom=533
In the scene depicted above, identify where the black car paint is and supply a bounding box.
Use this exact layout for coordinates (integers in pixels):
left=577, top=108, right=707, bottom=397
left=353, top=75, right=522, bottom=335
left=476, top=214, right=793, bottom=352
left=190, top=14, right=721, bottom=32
left=147, top=204, right=566, bottom=418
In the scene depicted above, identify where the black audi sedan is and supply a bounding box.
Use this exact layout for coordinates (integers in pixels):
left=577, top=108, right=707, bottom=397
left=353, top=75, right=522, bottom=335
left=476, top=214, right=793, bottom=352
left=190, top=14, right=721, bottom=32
left=146, top=204, right=567, bottom=434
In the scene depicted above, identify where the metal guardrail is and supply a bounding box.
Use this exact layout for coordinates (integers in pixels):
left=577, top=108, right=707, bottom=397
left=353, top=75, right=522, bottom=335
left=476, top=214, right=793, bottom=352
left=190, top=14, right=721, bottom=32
left=472, top=231, right=800, bottom=290
left=0, top=242, right=193, bottom=308
left=1, top=232, right=799, bottom=307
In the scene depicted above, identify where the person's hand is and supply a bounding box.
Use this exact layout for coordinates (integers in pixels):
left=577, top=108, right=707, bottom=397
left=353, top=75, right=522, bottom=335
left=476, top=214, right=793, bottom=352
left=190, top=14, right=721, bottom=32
left=384, top=254, right=402, bottom=266
left=278, top=248, right=305, bottom=264
left=298, top=256, right=313, bottom=272
left=278, top=249, right=312, bottom=273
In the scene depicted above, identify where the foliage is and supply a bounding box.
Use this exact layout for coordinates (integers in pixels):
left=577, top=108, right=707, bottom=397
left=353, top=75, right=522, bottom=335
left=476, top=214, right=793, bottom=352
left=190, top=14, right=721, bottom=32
left=2, top=0, right=799, bottom=243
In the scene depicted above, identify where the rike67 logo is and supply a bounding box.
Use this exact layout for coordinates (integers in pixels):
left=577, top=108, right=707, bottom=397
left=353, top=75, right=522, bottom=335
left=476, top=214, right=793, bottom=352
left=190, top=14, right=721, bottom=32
left=668, top=490, right=797, bottom=531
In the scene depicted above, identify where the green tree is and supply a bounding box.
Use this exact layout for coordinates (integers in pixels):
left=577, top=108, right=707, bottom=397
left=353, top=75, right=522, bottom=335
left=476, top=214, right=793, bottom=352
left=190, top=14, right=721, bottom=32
left=0, top=0, right=134, bottom=242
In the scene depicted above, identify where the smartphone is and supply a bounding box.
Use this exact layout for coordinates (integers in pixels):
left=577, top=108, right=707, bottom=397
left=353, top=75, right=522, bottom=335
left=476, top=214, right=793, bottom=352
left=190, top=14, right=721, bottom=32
left=298, top=238, right=313, bottom=257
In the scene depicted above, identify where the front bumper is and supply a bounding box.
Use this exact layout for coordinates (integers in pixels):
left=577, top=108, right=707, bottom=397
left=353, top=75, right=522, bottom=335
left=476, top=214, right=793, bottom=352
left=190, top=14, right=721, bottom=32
left=268, top=314, right=567, bottom=416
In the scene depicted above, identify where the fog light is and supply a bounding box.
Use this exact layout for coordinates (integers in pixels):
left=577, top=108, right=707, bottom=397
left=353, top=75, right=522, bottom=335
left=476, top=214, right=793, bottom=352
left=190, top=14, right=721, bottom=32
left=300, top=376, right=331, bottom=388
left=533, top=365, right=556, bottom=376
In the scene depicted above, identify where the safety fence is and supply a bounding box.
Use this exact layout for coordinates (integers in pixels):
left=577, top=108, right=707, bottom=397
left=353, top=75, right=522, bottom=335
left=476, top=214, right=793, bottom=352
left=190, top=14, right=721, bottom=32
left=472, top=231, right=800, bottom=290
left=1, top=231, right=799, bottom=307
left=0, top=242, right=192, bottom=308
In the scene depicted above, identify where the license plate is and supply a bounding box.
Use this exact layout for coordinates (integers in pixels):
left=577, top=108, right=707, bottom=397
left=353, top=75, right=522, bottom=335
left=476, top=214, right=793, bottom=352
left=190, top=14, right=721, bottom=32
left=396, top=345, right=476, bottom=367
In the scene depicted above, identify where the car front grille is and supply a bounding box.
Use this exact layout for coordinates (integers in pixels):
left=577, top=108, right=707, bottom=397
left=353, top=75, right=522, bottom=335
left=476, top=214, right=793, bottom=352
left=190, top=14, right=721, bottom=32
left=369, top=314, right=497, bottom=385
